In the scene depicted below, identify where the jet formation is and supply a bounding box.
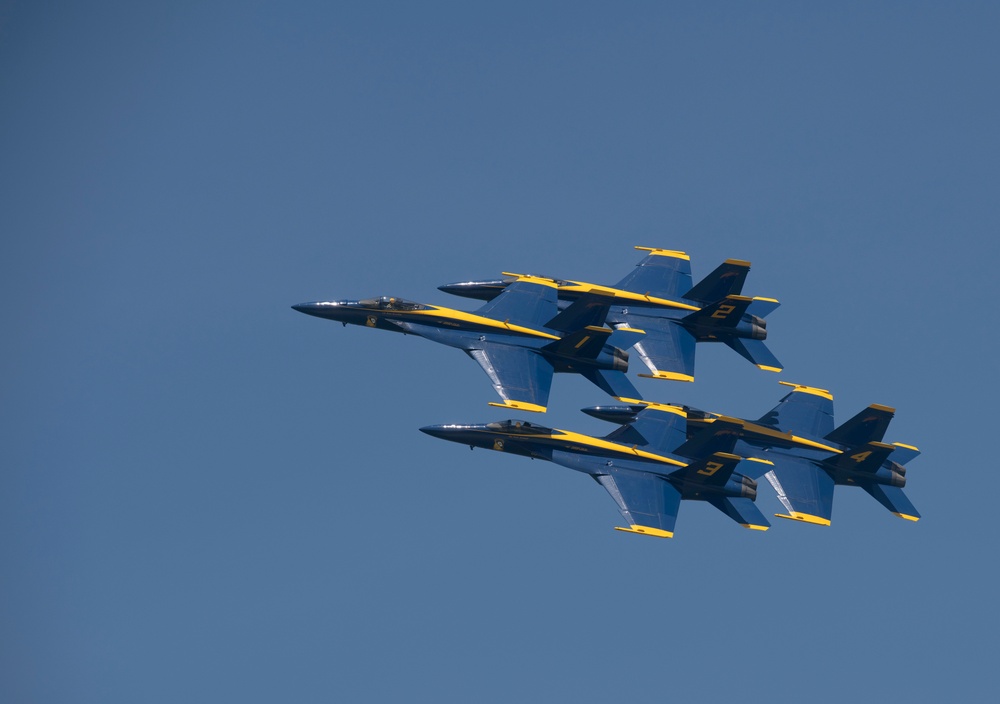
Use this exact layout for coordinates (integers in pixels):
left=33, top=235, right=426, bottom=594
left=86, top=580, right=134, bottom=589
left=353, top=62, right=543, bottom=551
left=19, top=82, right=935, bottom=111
left=294, top=246, right=921, bottom=538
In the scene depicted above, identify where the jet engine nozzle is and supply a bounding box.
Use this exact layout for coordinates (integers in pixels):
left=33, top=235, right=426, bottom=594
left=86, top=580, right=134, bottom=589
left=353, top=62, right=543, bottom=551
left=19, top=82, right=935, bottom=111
left=612, top=347, right=629, bottom=372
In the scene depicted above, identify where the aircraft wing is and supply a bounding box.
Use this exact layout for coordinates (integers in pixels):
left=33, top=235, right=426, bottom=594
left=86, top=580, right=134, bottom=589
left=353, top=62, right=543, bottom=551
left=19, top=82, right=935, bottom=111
left=466, top=342, right=554, bottom=413
left=764, top=455, right=835, bottom=526
left=595, top=468, right=683, bottom=538
left=755, top=382, right=835, bottom=438
left=474, top=280, right=558, bottom=329
left=613, top=247, right=693, bottom=300
left=620, top=317, right=696, bottom=382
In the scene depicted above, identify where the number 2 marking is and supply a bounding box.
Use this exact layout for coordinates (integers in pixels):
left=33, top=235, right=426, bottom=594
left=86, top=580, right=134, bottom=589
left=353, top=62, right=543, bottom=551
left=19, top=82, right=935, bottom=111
left=711, top=304, right=736, bottom=320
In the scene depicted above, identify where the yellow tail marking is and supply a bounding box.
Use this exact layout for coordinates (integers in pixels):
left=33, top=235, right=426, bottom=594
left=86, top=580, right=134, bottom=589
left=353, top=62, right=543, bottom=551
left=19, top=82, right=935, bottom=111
left=894, top=513, right=920, bottom=522
left=741, top=524, right=770, bottom=531
left=757, top=365, right=782, bottom=372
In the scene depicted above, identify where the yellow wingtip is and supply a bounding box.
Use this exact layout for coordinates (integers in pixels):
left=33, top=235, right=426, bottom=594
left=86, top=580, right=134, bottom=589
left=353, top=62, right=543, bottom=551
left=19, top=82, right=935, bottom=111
left=638, top=371, right=695, bottom=382
left=778, top=381, right=833, bottom=401
left=614, top=525, right=674, bottom=538
left=634, top=246, right=690, bottom=260
left=774, top=512, right=832, bottom=526
left=488, top=400, right=547, bottom=413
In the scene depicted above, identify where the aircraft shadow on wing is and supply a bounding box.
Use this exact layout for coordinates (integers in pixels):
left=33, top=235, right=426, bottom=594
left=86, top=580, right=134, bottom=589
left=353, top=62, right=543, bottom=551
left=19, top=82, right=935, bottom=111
left=438, top=246, right=783, bottom=383
left=293, top=276, right=647, bottom=413
left=421, top=403, right=775, bottom=538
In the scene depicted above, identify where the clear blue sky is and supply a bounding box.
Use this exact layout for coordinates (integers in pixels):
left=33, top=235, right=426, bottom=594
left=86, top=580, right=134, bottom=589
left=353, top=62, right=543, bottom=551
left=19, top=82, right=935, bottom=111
left=2, top=2, right=997, bottom=702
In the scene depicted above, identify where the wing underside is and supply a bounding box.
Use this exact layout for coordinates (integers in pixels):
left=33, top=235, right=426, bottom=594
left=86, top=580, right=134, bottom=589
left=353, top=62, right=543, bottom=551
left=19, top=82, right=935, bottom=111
left=618, top=318, right=695, bottom=382
left=765, top=455, right=835, bottom=526
left=613, top=248, right=693, bottom=300
left=756, top=384, right=835, bottom=439
left=596, top=468, right=682, bottom=538
left=474, top=281, right=558, bottom=329
left=467, top=343, right=554, bottom=413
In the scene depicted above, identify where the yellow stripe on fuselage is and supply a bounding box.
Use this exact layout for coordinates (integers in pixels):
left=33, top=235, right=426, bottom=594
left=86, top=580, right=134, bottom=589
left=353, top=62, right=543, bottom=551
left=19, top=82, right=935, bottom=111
left=403, top=306, right=561, bottom=340
left=547, top=429, right=689, bottom=466
left=692, top=416, right=842, bottom=454
left=499, top=269, right=700, bottom=311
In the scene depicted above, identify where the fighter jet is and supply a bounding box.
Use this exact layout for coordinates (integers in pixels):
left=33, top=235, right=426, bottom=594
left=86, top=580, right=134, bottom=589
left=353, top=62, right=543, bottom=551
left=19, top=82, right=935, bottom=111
left=421, top=402, right=773, bottom=538
left=438, top=246, right=782, bottom=383
left=582, top=382, right=921, bottom=526
left=292, top=276, right=644, bottom=413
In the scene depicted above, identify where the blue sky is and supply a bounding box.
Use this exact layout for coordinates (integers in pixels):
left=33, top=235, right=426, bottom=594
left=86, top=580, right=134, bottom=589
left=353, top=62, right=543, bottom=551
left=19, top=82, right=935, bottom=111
left=2, top=2, right=998, bottom=701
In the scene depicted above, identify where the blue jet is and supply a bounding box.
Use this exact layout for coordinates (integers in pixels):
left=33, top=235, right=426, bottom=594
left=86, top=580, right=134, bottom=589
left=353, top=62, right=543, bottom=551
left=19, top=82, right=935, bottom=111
left=438, top=246, right=782, bottom=383
left=421, top=402, right=773, bottom=538
left=293, top=277, right=645, bottom=413
left=582, top=382, right=921, bottom=526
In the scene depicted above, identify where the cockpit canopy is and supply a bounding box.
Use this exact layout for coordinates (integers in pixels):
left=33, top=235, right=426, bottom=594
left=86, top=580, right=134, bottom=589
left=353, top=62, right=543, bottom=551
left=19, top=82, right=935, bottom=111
left=357, top=296, right=427, bottom=311
left=485, top=419, right=553, bottom=436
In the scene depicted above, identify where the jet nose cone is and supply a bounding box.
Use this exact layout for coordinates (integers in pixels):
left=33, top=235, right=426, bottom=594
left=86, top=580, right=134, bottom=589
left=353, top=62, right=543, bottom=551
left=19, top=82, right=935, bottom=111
left=292, top=302, right=331, bottom=318
left=419, top=424, right=451, bottom=440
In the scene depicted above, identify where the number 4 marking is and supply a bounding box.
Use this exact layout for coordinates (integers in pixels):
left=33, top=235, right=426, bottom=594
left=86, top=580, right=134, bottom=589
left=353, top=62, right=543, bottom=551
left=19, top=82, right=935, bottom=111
left=851, top=450, right=872, bottom=463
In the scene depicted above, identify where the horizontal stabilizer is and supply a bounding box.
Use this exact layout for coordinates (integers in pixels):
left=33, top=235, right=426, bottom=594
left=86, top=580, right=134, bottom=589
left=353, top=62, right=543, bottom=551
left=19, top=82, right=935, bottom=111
left=860, top=482, right=920, bottom=521
left=823, top=441, right=895, bottom=474
left=707, top=496, right=771, bottom=531
left=606, top=325, right=645, bottom=350
left=544, top=293, right=610, bottom=333
left=580, top=368, right=641, bottom=402
left=889, top=443, right=921, bottom=465
left=746, top=297, right=780, bottom=318
left=725, top=338, right=783, bottom=372
left=825, top=404, right=895, bottom=446
left=682, top=259, right=750, bottom=304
